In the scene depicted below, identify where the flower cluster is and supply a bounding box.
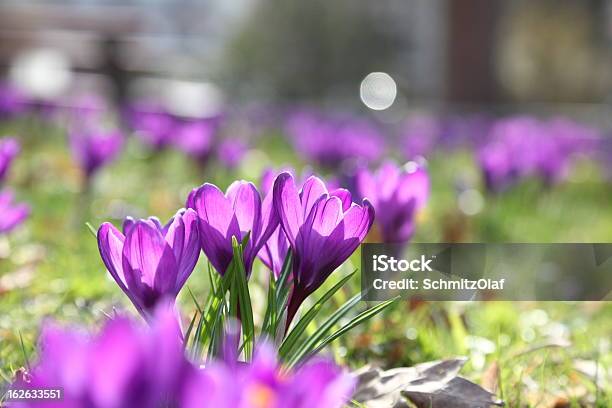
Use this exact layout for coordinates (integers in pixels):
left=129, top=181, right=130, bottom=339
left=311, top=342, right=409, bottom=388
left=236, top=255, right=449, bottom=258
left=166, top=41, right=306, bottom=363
left=11, top=309, right=355, bottom=408
left=478, top=116, right=599, bottom=192
left=126, top=102, right=250, bottom=169
left=286, top=110, right=385, bottom=169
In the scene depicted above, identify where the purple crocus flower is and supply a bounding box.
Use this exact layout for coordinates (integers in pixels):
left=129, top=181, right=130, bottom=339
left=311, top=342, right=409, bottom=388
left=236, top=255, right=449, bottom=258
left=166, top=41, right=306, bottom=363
left=12, top=307, right=194, bottom=408
left=13, top=312, right=354, bottom=408
left=126, top=103, right=175, bottom=150
left=286, top=110, right=385, bottom=169
left=182, top=343, right=356, bottom=408
left=273, top=173, right=374, bottom=326
left=96, top=209, right=200, bottom=319
left=478, top=142, right=516, bottom=193
left=258, top=168, right=342, bottom=278
left=172, top=118, right=219, bottom=162
left=0, top=189, right=29, bottom=234
left=0, top=138, right=20, bottom=183
left=218, top=138, right=247, bottom=170
left=187, top=181, right=277, bottom=276
left=69, top=126, right=123, bottom=180
left=356, top=161, right=429, bottom=244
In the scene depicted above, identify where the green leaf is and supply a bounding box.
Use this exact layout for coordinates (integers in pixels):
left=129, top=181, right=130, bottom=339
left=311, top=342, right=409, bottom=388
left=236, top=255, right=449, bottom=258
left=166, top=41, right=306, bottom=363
left=285, top=293, right=362, bottom=366
left=186, top=286, right=203, bottom=314
left=275, top=249, right=293, bottom=301
left=270, top=250, right=293, bottom=335
left=183, top=310, right=198, bottom=350
left=189, top=263, right=231, bottom=360
left=309, top=297, right=398, bottom=358
left=279, top=272, right=355, bottom=359
left=231, top=236, right=255, bottom=361
left=260, top=269, right=277, bottom=339
left=18, top=331, right=31, bottom=372
left=85, top=222, right=97, bottom=238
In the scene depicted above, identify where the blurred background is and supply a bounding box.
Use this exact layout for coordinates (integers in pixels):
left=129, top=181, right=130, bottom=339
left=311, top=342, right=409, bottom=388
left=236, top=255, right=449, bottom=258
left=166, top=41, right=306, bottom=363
left=1, top=0, right=612, bottom=112
left=1, top=1, right=611, bottom=406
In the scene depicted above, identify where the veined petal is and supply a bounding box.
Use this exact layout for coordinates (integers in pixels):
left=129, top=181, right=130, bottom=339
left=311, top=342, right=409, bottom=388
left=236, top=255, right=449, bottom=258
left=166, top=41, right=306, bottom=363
left=312, top=196, right=343, bottom=236
left=330, top=188, right=352, bottom=212
left=226, top=181, right=262, bottom=243
left=122, top=221, right=177, bottom=300
left=97, top=223, right=128, bottom=290
left=341, top=200, right=375, bottom=241
left=273, top=172, right=302, bottom=247
left=164, top=209, right=200, bottom=292
left=192, top=183, right=235, bottom=236
left=300, top=176, right=328, bottom=218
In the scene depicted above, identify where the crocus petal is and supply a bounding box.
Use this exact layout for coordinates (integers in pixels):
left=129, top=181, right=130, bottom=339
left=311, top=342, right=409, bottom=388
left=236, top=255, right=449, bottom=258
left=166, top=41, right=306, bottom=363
left=164, top=209, right=200, bottom=292
left=97, top=223, right=128, bottom=290
left=273, top=172, right=303, bottom=247
left=257, top=190, right=279, bottom=257
left=226, top=181, right=262, bottom=245
left=330, top=188, right=352, bottom=212
left=300, top=176, right=328, bottom=218
left=190, top=183, right=240, bottom=274
left=122, top=221, right=177, bottom=306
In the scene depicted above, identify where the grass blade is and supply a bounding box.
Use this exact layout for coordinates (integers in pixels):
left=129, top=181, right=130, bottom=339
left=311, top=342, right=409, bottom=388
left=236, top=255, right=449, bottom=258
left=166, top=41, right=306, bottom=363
left=285, top=293, right=362, bottom=366
left=231, top=236, right=255, bottom=361
left=308, top=297, right=399, bottom=358
left=279, top=272, right=355, bottom=359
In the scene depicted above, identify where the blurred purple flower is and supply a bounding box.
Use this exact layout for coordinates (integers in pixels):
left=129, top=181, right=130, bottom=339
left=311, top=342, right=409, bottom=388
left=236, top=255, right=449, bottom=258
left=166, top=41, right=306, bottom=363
left=69, top=126, right=123, bottom=180
left=0, top=138, right=20, bottom=183
left=13, top=307, right=193, bottom=408
left=478, top=116, right=595, bottom=191
left=440, top=114, right=492, bottom=150
left=0, top=189, right=29, bottom=234
left=273, top=173, right=374, bottom=326
left=126, top=103, right=175, bottom=150
left=401, top=115, right=441, bottom=159
left=187, top=181, right=278, bottom=276
left=356, top=161, right=429, bottom=244
left=97, top=209, right=200, bottom=319
left=0, top=82, right=27, bottom=117
left=183, top=343, right=356, bottom=408
left=13, top=311, right=354, bottom=408
left=286, top=110, right=385, bottom=169
left=218, top=138, right=247, bottom=170
left=172, top=118, right=220, bottom=162
left=61, top=94, right=108, bottom=125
